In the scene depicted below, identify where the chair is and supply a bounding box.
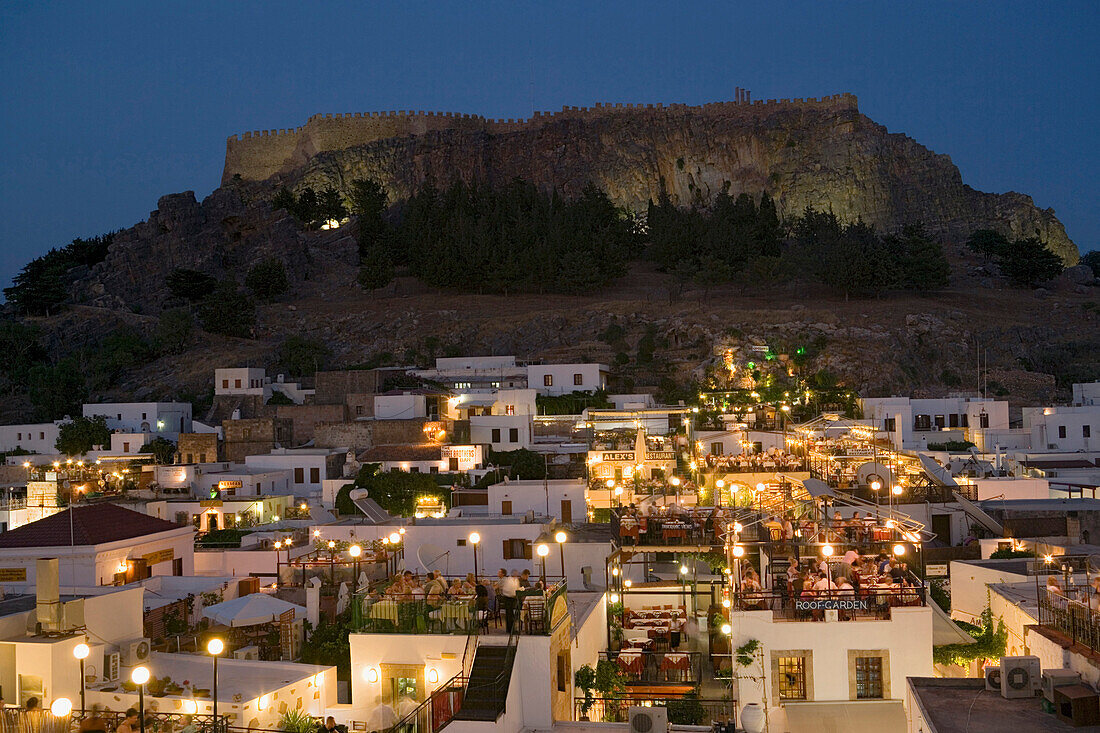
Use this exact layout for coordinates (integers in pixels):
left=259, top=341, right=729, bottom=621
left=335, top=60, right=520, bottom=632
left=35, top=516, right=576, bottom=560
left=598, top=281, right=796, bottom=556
left=525, top=597, right=547, bottom=634
left=476, top=596, right=490, bottom=632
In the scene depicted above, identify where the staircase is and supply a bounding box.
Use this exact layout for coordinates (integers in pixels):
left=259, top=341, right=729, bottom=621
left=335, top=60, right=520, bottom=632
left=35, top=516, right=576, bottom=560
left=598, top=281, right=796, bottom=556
left=452, top=643, right=516, bottom=722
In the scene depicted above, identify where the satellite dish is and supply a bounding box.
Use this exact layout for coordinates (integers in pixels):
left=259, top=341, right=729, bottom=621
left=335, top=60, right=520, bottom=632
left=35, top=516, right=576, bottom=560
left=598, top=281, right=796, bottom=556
left=417, top=544, right=450, bottom=575
left=856, top=461, right=895, bottom=488
left=349, top=488, right=369, bottom=500
left=918, top=454, right=960, bottom=489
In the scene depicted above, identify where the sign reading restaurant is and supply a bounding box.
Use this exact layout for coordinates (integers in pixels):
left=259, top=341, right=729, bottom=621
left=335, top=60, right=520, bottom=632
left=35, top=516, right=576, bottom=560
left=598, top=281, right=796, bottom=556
left=599, top=451, right=678, bottom=462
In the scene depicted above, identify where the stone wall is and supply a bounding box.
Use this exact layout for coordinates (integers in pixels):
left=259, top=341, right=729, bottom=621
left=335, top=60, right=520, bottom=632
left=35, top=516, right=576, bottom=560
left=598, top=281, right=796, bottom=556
left=313, top=421, right=373, bottom=451
left=177, top=433, right=219, bottom=464
left=314, top=370, right=384, bottom=405
left=372, top=419, right=431, bottom=446
left=274, top=404, right=348, bottom=444
left=222, top=417, right=293, bottom=463
left=223, top=94, right=859, bottom=184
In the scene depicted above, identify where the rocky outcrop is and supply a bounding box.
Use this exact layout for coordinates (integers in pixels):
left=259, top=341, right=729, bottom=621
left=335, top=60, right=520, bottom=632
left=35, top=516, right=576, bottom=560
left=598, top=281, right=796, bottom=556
left=244, top=101, right=1076, bottom=264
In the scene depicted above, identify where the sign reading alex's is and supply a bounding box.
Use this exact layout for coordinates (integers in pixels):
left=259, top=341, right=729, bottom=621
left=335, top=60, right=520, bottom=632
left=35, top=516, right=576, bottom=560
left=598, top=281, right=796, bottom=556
left=142, top=548, right=175, bottom=566
left=0, top=568, right=27, bottom=582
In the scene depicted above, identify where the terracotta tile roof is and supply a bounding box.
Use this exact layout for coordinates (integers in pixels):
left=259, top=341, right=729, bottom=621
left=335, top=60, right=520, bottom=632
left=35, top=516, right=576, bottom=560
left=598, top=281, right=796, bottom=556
left=0, top=503, right=184, bottom=548
left=357, top=444, right=442, bottom=463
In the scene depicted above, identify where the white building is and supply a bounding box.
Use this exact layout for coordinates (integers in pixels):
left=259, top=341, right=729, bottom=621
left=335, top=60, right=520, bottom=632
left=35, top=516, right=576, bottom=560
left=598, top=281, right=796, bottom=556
left=1022, top=405, right=1099, bottom=452
left=374, top=392, right=428, bottom=420
left=487, top=478, right=587, bottom=524
left=110, top=432, right=154, bottom=454
left=470, top=415, right=534, bottom=450
left=410, top=355, right=528, bottom=390
left=0, top=504, right=194, bottom=588
left=609, top=393, right=656, bottom=410
left=244, top=448, right=345, bottom=498
left=527, top=363, right=609, bottom=396
left=1074, top=381, right=1100, bottom=407
left=357, top=444, right=484, bottom=474
left=83, top=402, right=193, bottom=438
left=195, top=465, right=293, bottom=498
left=0, top=421, right=65, bottom=454
left=215, top=367, right=314, bottom=404
left=447, top=388, right=537, bottom=419
left=860, top=396, right=1009, bottom=449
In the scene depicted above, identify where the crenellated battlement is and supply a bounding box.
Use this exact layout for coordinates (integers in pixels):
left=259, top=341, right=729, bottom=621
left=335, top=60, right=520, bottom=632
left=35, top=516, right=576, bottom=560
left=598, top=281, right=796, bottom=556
left=222, top=92, right=858, bottom=183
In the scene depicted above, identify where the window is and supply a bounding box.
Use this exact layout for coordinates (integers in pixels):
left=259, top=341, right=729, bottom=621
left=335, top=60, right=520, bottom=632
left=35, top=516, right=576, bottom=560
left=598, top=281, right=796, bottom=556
left=543, top=374, right=553, bottom=387
left=491, top=428, right=501, bottom=443
left=430, top=466, right=439, bottom=474
left=186, top=453, right=193, bottom=463
left=934, top=414, right=945, bottom=429
left=979, top=412, right=989, bottom=428
left=509, top=428, right=519, bottom=443
left=123, top=442, right=130, bottom=453
left=949, top=413, right=959, bottom=428
left=914, top=414, right=931, bottom=431
left=502, top=538, right=531, bottom=559
left=711, top=442, right=724, bottom=456
left=457, top=538, right=466, bottom=547
left=1059, top=425, right=1067, bottom=439
left=39, top=432, right=44, bottom=440
left=573, top=373, right=583, bottom=386
left=16, top=433, right=21, bottom=441
left=883, top=417, right=896, bottom=432
left=234, top=379, right=242, bottom=388
left=356, top=405, right=364, bottom=416
left=410, top=467, right=420, bottom=473
left=855, top=657, right=884, bottom=699
left=310, top=467, right=320, bottom=483
left=502, top=500, right=512, bottom=515
left=294, top=467, right=304, bottom=483
left=505, top=405, right=515, bottom=416
left=142, top=412, right=147, bottom=420
left=1085, top=425, right=1092, bottom=438
left=557, top=652, right=570, bottom=691
left=777, top=656, right=807, bottom=700
left=222, top=380, right=229, bottom=388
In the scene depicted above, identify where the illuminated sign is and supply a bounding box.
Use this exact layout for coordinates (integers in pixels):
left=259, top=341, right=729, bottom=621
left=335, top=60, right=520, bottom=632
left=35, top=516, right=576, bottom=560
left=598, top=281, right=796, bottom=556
left=141, top=548, right=175, bottom=565
left=0, top=568, right=27, bottom=582
left=602, top=452, right=637, bottom=462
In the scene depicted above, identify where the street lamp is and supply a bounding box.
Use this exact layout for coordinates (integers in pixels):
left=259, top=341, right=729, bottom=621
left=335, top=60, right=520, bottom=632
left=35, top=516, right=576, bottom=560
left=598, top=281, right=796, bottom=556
left=536, top=543, right=550, bottom=587
left=74, top=642, right=90, bottom=711
left=555, top=531, right=567, bottom=581
left=131, top=666, right=150, bottom=733
left=207, top=638, right=224, bottom=730
left=716, top=479, right=725, bottom=507
left=349, top=545, right=362, bottom=593
left=469, top=532, right=480, bottom=579
left=51, top=697, right=73, bottom=717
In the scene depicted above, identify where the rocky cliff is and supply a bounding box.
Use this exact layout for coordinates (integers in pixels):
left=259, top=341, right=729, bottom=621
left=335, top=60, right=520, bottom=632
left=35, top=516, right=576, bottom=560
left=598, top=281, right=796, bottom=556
left=228, top=95, right=1078, bottom=264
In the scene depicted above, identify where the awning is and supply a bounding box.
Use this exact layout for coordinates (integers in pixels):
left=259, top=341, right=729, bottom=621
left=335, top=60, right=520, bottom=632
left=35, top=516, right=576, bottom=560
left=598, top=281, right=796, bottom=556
left=801, top=478, right=836, bottom=498
left=783, top=700, right=906, bottom=733
left=202, top=593, right=305, bottom=627
left=931, top=597, right=977, bottom=646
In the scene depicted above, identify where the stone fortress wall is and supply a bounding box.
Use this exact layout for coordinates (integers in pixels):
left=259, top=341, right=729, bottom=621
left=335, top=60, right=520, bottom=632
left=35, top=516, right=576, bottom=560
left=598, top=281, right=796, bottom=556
left=222, top=90, right=858, bottom=183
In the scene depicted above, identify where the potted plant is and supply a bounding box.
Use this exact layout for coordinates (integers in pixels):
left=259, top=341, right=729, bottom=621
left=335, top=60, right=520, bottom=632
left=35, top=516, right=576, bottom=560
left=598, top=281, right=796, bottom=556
left=574, top=664, right=597, bottom=720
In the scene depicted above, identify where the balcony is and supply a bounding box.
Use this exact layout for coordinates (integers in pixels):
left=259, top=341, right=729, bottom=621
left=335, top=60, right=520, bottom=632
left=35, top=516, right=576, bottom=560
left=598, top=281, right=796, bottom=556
left=598, top=650, right=702, bottom=684
left=1038, top=585, right=1100, bottom=652
left=733, top=586, right=925, bottom=622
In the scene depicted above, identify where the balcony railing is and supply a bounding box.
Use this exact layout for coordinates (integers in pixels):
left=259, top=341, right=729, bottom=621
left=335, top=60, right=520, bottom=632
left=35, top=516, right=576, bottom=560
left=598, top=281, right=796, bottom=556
left=574, top=695, right=736, bottom=725
left=734, top=586, right=925, bottom=621
left=599, top=650, right=702, bottom=684
left=1038, top=586, right=1100, bottom=652
left=350, top=581, right=566, bottom=635
left=0, top=709, right=227, bottom=733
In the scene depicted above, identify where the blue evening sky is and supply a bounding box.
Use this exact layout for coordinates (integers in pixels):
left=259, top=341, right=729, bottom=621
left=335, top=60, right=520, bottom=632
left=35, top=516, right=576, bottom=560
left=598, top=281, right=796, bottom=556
left=1, top=1, right=1096, bottom=288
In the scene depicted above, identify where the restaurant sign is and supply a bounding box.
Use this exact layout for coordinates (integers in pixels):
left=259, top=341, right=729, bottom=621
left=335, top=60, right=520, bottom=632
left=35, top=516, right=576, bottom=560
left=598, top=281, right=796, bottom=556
left=441, top=445, right=480, bottom=462
left=645, top=452, right=677, bottom=461
left=925, top=564, right=948, bottom=578
left=200, top=499, right=223, bottom=508
left=142, top=548, right=175, bottom=566
left=0, top=568, right=27, bottom=582
left=794, top=598, right=869, bottom=611
left=217, top=480, right=243, bottom=490
left=602, top=452, right=637, bottom=462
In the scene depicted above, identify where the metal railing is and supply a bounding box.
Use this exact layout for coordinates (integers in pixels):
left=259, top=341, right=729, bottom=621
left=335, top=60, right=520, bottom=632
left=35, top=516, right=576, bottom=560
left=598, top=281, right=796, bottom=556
left=383, top=674, right=467, bottom=733
left=735, top=586, right=925, bottom=621
left=574, top=695, right=736, bottom=725
left=598, top=650, right=702, bottom=684
left=0, top=709, right=227, bottom=733
left=1038, top=586, right=1100, bottom=652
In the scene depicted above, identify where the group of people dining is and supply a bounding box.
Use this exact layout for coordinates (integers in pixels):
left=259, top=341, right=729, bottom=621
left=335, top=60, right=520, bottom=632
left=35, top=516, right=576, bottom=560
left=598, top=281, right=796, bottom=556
left=362, top=568, right=550, bottom=633
left=704, top=449, right=802, bottom=473
left=735, top=550, right=922, bottom=618
left=618, top=503, right=741, bottom=545
left=762, top=509, right=897, bottom=545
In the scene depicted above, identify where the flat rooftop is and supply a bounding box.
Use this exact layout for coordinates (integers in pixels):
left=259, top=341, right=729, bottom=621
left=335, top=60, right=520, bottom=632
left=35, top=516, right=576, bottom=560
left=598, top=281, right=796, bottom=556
left=908, top=677, right=1100, bottom=732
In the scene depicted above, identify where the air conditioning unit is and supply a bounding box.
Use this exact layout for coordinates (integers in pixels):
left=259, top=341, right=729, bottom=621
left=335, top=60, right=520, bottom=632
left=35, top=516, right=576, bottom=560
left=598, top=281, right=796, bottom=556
left=121, top=638, right=152, bottom=666
left=1043, top=669, right=1082, bottom=702
left=983, top=665, right=1002, bottom=691
left=104, top=652, right=120, bottom=682
left=628, top=706, right=667, bottom=733
left=1000, top=655, right=1041, bottom=699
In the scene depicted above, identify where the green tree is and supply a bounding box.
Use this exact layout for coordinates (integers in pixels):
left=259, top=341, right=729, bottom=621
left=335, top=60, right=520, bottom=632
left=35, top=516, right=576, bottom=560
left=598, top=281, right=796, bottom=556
left=197, top=282, right=255, bottom=337
left=278, top=336, right=332, bottom=377
left=28, top=358, right=86, bottom=420
left=346, top=469, right=445, bottom=516
left=56, top=415, right=111, bottom=456
left=155, top=308, right=194, bottom=354
left=140, top=437, right=177, bottom=464
left=885, top=224, right=950, bottom=290
left=166, top=268, right=217, bottom=302
left=4, top=234, right=113, bottom=316
left=244, top=258, right=290, bottom=300
left=996, top=237, right=1063, bottom=287
left=300, top=619, right=352, bottom=679
left=357, top=250, right=394, bottom=292
left=0, top=319, right=46, bottom=392
left=488, top=448, right=546, bottom=480
left=966, top=229, right=1010, bottom=257
left=1080, top=250, right=1100, bottom=276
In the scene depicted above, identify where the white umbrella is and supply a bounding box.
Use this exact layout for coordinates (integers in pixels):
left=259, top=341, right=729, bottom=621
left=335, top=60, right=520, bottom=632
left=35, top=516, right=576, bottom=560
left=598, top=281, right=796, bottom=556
left=202, top=594, right=306, bottom=627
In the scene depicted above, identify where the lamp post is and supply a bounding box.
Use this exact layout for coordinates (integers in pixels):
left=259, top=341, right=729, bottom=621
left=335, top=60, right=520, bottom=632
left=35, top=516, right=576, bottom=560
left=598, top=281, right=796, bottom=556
left=349, top=545, right=362, bottom=593
left=131, top=666, right=150, bottom=733
left=207, top=638, right=224, bottom=732
left=870, top=480, right=881, bottom=521
left=51, top=697, right=73, bottom=718
left=536, top=543, right=550, bottom=588
left=327, top=540, right=336, bottom=585
left=555, top=531, right=567, bottom=582
left=73, top=642, right=90, bottom=712
left=468, top=532, right=480, bottom=580
left=716, top=479, right=725, bottom=508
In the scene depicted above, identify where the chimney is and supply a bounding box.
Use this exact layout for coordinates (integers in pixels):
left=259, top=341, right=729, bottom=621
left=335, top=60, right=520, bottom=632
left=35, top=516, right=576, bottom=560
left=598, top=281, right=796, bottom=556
left=36, top=557, right=62, bottom=632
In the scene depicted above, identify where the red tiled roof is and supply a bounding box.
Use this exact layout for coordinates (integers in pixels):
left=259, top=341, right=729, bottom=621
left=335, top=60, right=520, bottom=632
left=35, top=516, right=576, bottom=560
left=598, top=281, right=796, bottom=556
left=0, top=503, right=184, bottom=548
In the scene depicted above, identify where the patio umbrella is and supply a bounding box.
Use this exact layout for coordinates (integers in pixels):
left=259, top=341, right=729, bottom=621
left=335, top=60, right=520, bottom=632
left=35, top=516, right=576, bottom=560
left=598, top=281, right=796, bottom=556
left=202, top=594, right=306, bottom=627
